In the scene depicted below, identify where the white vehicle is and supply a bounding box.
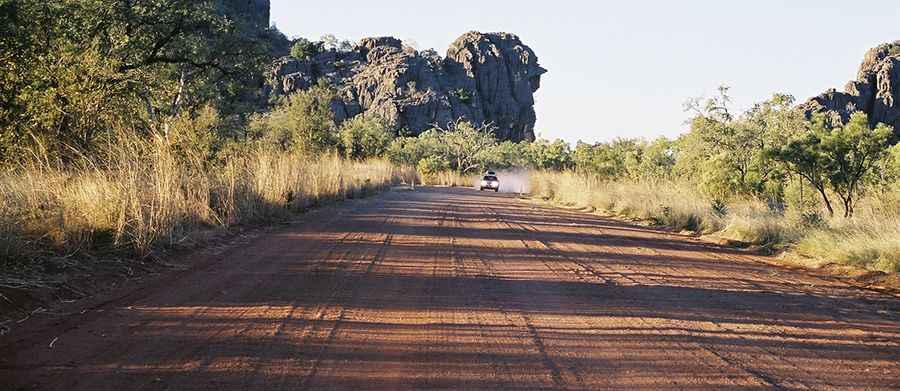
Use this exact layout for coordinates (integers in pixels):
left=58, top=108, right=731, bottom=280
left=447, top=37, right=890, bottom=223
left=479, top=175, right=500, bottom=192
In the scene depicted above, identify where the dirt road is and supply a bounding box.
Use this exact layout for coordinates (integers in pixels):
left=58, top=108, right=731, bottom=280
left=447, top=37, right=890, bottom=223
left=2, top=187, right=899, bottom=390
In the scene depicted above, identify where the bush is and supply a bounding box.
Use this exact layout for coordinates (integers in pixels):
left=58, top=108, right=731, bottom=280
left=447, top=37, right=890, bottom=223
left=252, top=83, right=338, bottom=153
left=338, top=116, right=394, bottom=160
left=417, top=155, right=451, bottom=181
left=452, top=88, right=473, bottom=104
left=290, top=38, right=319, bottom=60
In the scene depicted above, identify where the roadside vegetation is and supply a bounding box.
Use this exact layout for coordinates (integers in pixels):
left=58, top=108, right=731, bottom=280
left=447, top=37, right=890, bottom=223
left=530, top=89, right=900, bottom=274
left=0, top=1, right=412, bottom=290
left=3, top=1, right=898, bottom=296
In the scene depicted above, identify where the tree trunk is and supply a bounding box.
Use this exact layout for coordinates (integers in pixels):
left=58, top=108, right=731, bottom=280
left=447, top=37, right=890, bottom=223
left=816, top=185, right=835, bottom=217
left=842, top=195, right=854, bottom=218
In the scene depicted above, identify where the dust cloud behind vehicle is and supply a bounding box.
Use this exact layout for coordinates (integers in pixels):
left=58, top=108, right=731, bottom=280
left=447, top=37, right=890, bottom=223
left=473, top=170, right=531, bottom=194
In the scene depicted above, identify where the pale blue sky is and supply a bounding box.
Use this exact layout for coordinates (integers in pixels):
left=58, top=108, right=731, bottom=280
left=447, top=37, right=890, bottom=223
left=270, top=0, right=900, bottom=144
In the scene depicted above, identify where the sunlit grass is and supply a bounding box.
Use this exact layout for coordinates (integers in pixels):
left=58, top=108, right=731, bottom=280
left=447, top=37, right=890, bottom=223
left=529, top=171, right=900, bottom=274
left=0, top=135, right=413, bottom=277
left=793, top=209, right=900, bottom=273
left=419, top=171, right=478, bottom=187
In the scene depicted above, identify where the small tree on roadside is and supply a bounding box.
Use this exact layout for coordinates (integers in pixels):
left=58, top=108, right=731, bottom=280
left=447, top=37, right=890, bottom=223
left=819, top=113, right=894, bottom=217
left=439, top=121, right=498, bottom=174
left=338, top=115, right=394, bottom=159
left=256, top=82, right=338, bottom=153
left=769, top=112, right=893, bottom=217
left=681, top=88, right=792, bottom=198
left=417, top=155, right=451, bottom=180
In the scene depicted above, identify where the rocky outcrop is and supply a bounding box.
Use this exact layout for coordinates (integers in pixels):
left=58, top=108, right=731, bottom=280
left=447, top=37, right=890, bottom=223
left=801, top=41, right=900, bottom=139
left=266, top=32, right=546, bottom=142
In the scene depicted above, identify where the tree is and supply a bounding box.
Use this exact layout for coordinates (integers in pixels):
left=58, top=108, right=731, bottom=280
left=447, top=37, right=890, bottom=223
left=819, top=113, right=893, bottom=217
left=0, top=0, right=273, bottom=165
left=338, top=116, right=393, bottom=159
left=290, top=38, right=319, bottom=60
left=417, top=155, right=451, bottom=178
left=320, top=34, right=339, bottom=51
left=387, top=136, right=430, bottom=167
left=524, top=139, right=573, bottom=170
left=257, top=83, right=338, bottom=153
left=484, top=141, right=526, bottom=169
left=636, top=137, right=676, bottom=181
left=572, top=139, right=641, bottom=180
left=769, top=113, right=892, bottom=217
left=439, top=121, right=498, bottom=174
left=871, top=143, right=900, bottom=192
left=681, top=89, right=796, bottom=198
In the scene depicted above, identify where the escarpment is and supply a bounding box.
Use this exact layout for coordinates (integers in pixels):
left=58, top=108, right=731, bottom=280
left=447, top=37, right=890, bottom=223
left=266, top=32, right=546, bottom=142
left=801, top=41, right=900, bottom=139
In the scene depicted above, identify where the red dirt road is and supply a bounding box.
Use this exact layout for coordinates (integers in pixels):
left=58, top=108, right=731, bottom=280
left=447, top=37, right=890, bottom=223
left=2, top=187, right=899, bottom=390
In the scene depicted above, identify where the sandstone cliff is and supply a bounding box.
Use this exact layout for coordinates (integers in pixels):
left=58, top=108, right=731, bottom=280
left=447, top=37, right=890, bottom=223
left=801, top=41, right=900, bottom=139
left=266, top=32, right=546, bottom=142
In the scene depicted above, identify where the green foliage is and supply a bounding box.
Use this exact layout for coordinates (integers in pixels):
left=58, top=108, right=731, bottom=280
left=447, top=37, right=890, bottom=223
left=572, top=139, right=644, bottom=180
left=252, top=83, right=338, bottom=153
left=290, top=38, right=320, bottom=60
left=387, top=134, right=576, bottom=173
left=888, top=43, right=900, bottom=57
left=678, top=89, right=797, bottom=199
left=485, top=141, right=527, bottom=169
left=440, top=121, right=498, bottom=174
left=387, top=136, right=430, bottom=167
left=338, top=116, right=394, bottom=159
left=320, top=34, right=354, bottom=52
left=816, top=113, right=893, bottom=217
left=0, top=0, right=273, bottom=166
left=770, top=112, right=893, bottom=217
left=452, top=88, right=473, bottom=104
left=417, top=155, right=451, bottom=178
left=524, top=139, right=573, bottom=170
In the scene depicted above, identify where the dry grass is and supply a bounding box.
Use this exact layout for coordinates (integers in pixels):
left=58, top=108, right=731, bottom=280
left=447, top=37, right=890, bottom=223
left=529, top=171, right=900, bottom=274
left=0, top=135, right=413, bottom=279
left=530, top=172, right=721, bottom=233
left=792, top=197, right=900, bottom=273
left=419, top=171, right=478, bottom=188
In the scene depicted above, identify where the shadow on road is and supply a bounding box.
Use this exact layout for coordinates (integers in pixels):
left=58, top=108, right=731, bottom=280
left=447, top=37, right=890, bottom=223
left=3, top=187, right=899, bottom=390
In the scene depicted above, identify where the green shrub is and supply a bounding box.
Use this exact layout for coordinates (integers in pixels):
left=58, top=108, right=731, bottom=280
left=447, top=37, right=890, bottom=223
left=452, top=88, right=473, bottom=104
left=252, top=83, right=338, bottom=153
left=417, top=155, right=451, bottom=179
left=338, top=116, right=394, bottom=160
left=290, top=38, right=319, bottom=60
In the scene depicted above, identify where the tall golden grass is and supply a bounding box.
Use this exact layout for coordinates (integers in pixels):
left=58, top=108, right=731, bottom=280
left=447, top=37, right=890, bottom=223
left=530, top=171, right=900, bottom=273
left=0, top=135, right=414, bottom=275
left=418, top=171, right=478, bottom=187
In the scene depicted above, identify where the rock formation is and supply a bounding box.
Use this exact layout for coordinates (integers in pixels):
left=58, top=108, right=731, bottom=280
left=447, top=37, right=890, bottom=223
left=266, top=32, right=546, bottom=142
left=801, top=41, right=900, bottom=139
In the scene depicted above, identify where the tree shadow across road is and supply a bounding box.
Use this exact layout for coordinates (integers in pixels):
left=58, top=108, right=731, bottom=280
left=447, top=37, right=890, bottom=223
left=2, top=187, right=899, bottom=390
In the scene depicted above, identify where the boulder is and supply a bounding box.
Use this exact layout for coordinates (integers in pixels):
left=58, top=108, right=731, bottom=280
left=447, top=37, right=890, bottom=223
left=801, top=41, right=900, bottom=139
left=266, top=31, right=546, bottom=142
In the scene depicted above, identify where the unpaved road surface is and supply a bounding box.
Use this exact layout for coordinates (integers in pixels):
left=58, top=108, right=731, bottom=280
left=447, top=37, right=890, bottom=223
left=2, top=187, right=899, bottom=390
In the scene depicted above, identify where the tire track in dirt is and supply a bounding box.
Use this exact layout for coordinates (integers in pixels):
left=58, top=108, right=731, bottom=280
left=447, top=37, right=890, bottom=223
left=448, top=203, right=564, bottom=390
left=490, top=200, right=899, bottom=390
left=527, top=206, right=900, bottom=385
left=3, top=187, right=899, bottom=390
left=295, top=217, right=395, bottom=391
left=482, top=205, right=772, bottom=389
